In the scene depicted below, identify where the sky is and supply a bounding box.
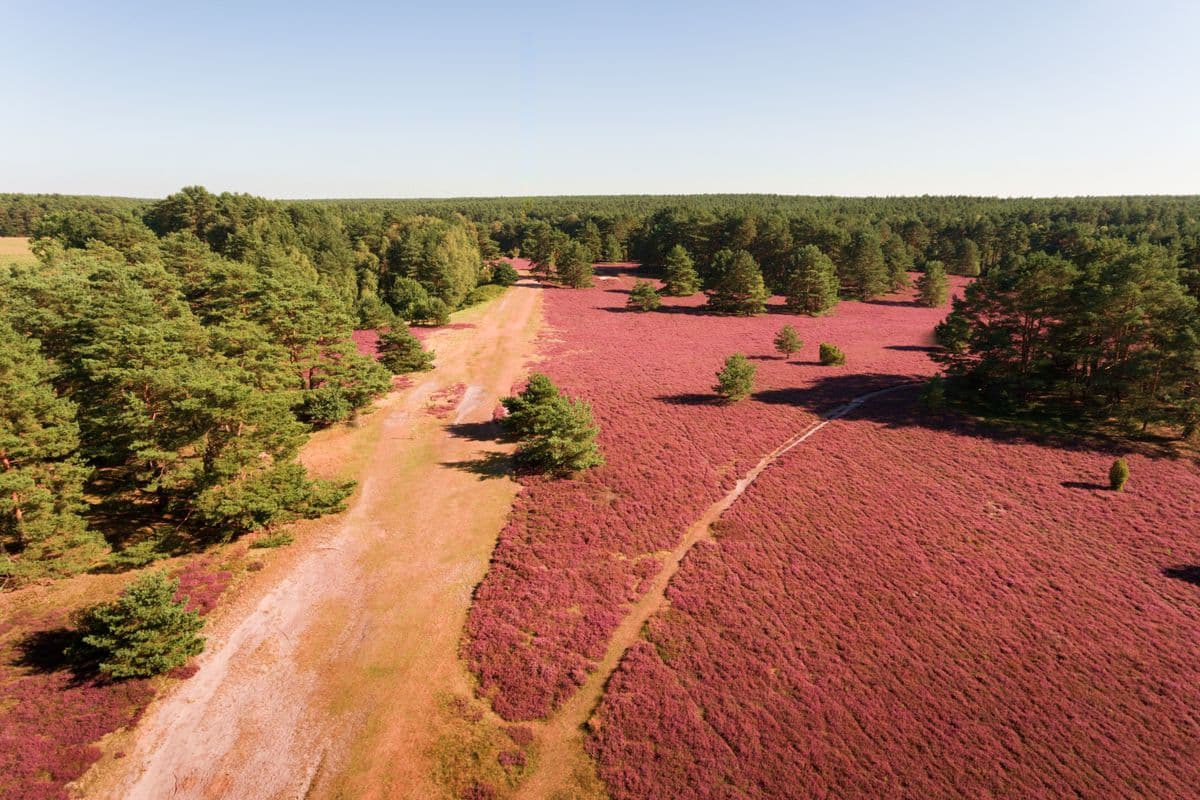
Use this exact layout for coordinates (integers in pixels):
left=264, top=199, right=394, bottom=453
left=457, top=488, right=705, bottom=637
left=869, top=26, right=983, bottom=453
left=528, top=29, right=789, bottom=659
left=2, top=0, right=1198, bottom=198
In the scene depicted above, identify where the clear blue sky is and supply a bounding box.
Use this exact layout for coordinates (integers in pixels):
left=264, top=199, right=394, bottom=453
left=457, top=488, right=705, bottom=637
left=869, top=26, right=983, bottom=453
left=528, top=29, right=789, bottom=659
left=2, top=0, right=1197, bottom=198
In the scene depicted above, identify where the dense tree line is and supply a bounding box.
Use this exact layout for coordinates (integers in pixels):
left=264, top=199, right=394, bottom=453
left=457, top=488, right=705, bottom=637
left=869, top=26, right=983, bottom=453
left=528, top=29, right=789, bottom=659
left=935, top=239, right=1199, bottom=433
left=3, top=187, right=1199, bottom=580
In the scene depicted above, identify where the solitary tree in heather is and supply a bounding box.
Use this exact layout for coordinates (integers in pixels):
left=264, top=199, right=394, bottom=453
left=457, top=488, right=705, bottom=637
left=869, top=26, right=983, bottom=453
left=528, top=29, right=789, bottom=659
left=774, top=325, right=803, bottom=360
left=819, top=343, right=846, bottom=366
left=662, top=244, right=700, bottom=296
left=557, top=241, right=594, bottom=288
left=917, top=260, right=949, bottom=307
left=785, top=245, right=839, bottom=315
left=501, top=373, right=602, bottom=474
left=627, top=280, right=662, bottom=311
left=68, top=571, right=205, bottom=678
left=1110, top=458, right=1130, bottom=491
left=714, top=353, right=757, bottom=402
left=706, top=250, right=769, bottom=315
left=376, top=326, right=434, bottom=373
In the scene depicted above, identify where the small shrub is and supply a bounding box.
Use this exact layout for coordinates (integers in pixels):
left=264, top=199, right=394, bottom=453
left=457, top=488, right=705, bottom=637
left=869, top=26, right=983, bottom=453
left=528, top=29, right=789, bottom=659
left=491, top=261, right=520, bottom=286
left=1109, top=458, right=1130, bottom=491
left=819, top=343, right=846, bottom=366
left=773, top=325, right=803, bottom=359
left=377, top=326, right=435, bottom=374
left=298, top=387, right=352, bottom=427
left=67, top=571, right=205, bottom=679
left=250, top=531, right=295, bottom=549
left=714, top=353, right=756, bottom=402
left=627, top=280, right=662, bottom=311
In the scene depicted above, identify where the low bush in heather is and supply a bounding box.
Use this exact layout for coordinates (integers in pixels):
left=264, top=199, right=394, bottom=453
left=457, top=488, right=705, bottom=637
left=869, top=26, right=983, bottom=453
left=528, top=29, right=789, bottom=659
left=626, top=280, right=662, bottom=311
left=713, top=354, right=756, bottom=402
left=819, top=342, right=846, bottom=365
left=68, top=571, right=205, bottom=679
left=1110, top=457, right=1130, bottom=490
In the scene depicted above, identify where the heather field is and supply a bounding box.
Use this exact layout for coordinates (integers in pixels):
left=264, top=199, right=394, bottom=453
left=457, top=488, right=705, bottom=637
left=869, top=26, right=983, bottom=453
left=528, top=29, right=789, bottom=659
left=0, top=562, right=229, bottom=800
left=589, top=392, right=1200, bottom=799
left=465, top=268, right=969, bottom=720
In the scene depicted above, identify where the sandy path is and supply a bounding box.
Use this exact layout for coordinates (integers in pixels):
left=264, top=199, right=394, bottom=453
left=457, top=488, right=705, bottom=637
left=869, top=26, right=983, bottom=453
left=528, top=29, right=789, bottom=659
left=515, top=382, right=917, bottom=799
left=90, top=278, right=543, bottom=800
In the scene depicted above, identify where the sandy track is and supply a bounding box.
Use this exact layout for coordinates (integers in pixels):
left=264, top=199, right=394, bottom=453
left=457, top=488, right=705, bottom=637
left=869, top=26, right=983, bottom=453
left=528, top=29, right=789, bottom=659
left=515, top=382, right=917, bottom=799
left=89, top=279, right=543, bottom=800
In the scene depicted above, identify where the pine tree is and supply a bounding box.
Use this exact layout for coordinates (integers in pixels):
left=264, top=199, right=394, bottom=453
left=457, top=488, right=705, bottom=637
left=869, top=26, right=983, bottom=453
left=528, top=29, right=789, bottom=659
left=69, top=571, right=205, bottom=678
left=841, top=230, right=889, bottom=300
left=501, top=374, right=602, bottom=474
left=0, top=320, right=103, bottom=580
left=627, top=280, right=662, bottom=311
left=1109, top=458, right=1130, bottom=491
left=662, top=244, right=700, bottom=296
left=785, top=245, right=839, bottom=315
left=714, top=353, right=757, bottom=402
left=883, top=236, right=913, bottom=291
left=773, top=325, right=803, bottom=359
left=376, top=326, right=435, bottom=373
left=706, top=250, right=769, bottom=315
left=819, top=343, right=846, bottom=366
left=917, top=260, right=949, bottom=307
left=557, top=242, right=595, bottom=288
left=956, top=238, right=982, bottom=277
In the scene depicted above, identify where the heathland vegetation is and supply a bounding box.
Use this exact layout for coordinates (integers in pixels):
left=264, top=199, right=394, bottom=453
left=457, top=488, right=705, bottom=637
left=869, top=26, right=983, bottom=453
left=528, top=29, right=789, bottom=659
left=2, top=188, right=1199, bottom=799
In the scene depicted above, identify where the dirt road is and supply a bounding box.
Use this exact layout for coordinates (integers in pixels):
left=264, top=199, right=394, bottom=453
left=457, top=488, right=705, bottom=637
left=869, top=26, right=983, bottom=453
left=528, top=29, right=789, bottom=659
left=90, top=278, right=543, bottom=800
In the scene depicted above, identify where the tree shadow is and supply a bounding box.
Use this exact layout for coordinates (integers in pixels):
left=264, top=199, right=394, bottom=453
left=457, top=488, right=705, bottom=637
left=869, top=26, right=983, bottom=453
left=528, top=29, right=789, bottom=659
left=747, top=354, right=783, bottom=361
left=745, top=372, right=1185, bottom=460
left=10, top=626, right=102, bottom=684
left=446, top=420, right=510, bottom=443
left=1163, top=565, right=1200, bottom=587
left=885, top=345, right=940, bottom=353
left=655, top=392, right=719, bottom=406
left=1060, top=480, right=1110, bottom=491
left=864, top=297, right=921, bottom=308
left=441, top=451, right=513, bottom=481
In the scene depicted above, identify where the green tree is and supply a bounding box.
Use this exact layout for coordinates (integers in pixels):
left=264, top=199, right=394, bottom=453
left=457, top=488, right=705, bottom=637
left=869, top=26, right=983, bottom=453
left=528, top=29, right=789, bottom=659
left=68, top=571, right=205, bottom=678
left=384, top=217, right=482, bottom=308
left=773, top=325, right=803, bottom=359
left=819, top=343, right=846, bottom=366
left=501, top=374, right=602, bottom=474
left=784, top=245, right=839, bottom=315
left=377, top=326, right=435, bottom=373
left=956, top=238, right=982, bottom=277
left=491, top=261, right=520, bottom=286
left=841, top=230, right=889, bottom=300
left=387, top=276, right=432, bottom=320
left=917, top=260, right=949, bottom=307
left=627, top=280, right=662, bottom=311
left=557, top=241, right=594, bottom=288
left=706, top=250, right=768, bottom=315
left=1109, top=458, right=1130, bottom=491
left=602, top=234, right=625, bottom=262
left=714, top=353, right=756, bottom=402
left=883, top=236, right=913, bottom=291
left=662, top=244, right=700, bottom=296
left=0, top=320, right=103, bottom=580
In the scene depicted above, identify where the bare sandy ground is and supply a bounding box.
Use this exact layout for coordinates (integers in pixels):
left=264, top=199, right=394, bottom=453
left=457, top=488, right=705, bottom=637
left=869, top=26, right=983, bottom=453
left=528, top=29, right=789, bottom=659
left=87, top=279, right=543, bottom=800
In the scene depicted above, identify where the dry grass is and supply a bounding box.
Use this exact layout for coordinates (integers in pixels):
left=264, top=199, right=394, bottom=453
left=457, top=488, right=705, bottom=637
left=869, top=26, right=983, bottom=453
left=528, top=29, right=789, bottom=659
left=0, top=236, right=34, bottom=264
